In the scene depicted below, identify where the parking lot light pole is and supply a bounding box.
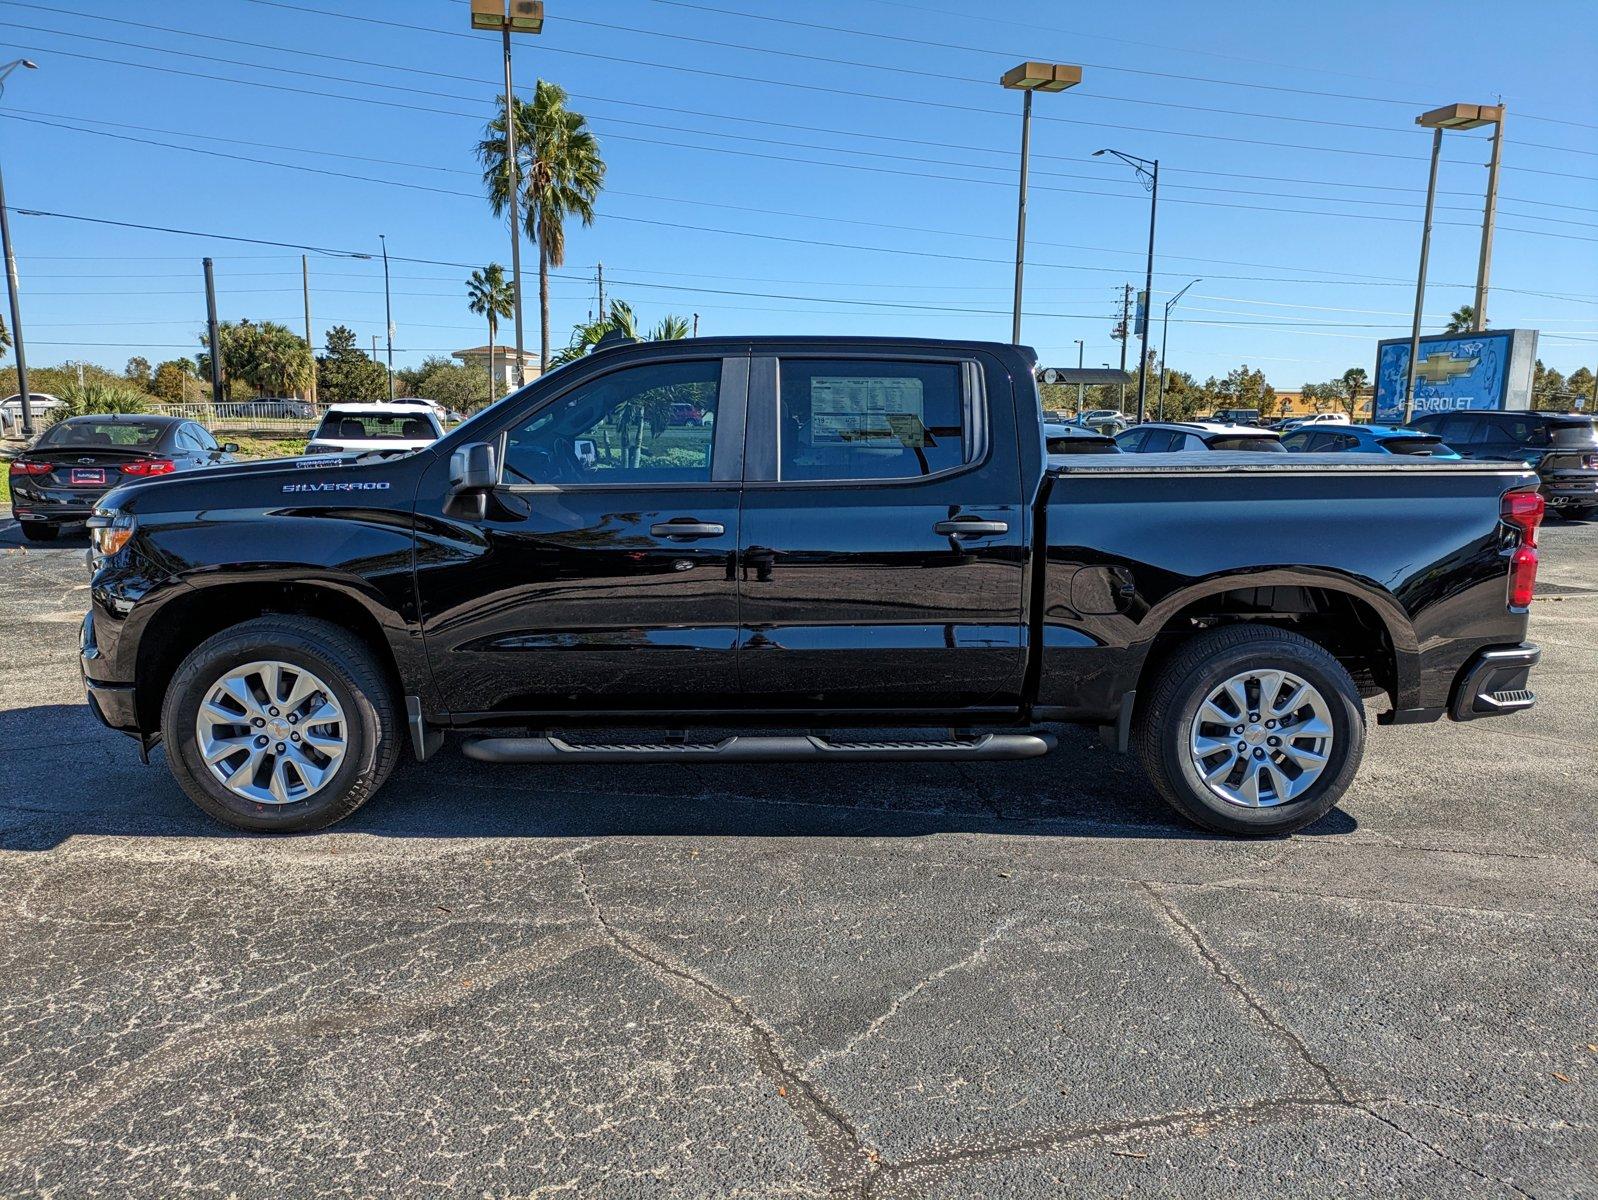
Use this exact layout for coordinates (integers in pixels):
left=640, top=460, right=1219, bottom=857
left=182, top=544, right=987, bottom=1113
left=1073, top=339, right=1084, bottom=409
left=1157, top=279, right=1200, bottom=421
left=1000, top=61, right=1082, bottom=346
left=379, top=234, right=395, bottom=400
left=472, top=0, right=544, bottom=389
left=0, top=58, right=38, bottom=437
left=1404, top=104, right=1500, bottom=423
left=1094, top=148, right=1158, bottom=425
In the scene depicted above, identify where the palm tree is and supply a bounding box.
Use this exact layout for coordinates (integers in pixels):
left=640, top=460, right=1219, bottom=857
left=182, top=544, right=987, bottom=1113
left=465, top=263, right=515, bottom=401
left=1444, top=305, right=1477, bottom=334
left=550, top=299, right=691, bottom=366
left=477, top=81, right=605, bottom=373
left=1340, top=367, right=1368, bottom=417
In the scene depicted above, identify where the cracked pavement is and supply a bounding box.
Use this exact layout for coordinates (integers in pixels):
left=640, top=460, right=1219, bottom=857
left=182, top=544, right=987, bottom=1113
left=0, top=512, right=1594, bottom=1197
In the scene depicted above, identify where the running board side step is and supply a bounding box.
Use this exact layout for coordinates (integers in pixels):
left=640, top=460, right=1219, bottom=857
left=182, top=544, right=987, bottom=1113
left=461, top=731, right=1056, bottom=764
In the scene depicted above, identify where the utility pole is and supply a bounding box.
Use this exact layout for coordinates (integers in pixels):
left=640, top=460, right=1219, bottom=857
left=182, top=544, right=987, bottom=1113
left=1073, top=339, right=1084, bottom=411
left=203, top=257, right=224, bottom=404
left=0, top=59, right=38, bottom=437
left=1116, top=284, right=1132, bottom=414
left=1473, top=104, right=1505, bottom=331
left=596, top=261, right=605, bottom=323
left=692, top=313, right=699, bottom=337
left=380, top=234, right=395, bottom=401
left=301, top=255, right=316, bottom=406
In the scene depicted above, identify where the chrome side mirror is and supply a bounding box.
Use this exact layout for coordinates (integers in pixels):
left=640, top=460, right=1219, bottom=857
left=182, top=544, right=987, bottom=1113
left=449, top=441, right=499, bottom=490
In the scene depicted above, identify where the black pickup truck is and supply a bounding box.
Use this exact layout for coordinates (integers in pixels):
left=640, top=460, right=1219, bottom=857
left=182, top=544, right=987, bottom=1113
left=80, top=337, right=1544, bottom=836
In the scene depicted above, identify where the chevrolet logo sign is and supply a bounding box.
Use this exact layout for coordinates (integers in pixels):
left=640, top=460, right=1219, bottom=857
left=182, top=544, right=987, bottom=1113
left=1415, top=351, right=1478, bottom=384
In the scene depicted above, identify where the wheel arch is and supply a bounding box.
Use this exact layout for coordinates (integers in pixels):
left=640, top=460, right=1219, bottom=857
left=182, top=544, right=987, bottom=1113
left=1132, top=568, right=1419, bottom=715
left=132, top=576, right=419, bottom=733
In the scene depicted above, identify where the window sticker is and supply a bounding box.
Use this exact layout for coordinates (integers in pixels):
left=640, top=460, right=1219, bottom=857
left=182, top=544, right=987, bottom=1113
left=809, top=376, right=927, bottom=446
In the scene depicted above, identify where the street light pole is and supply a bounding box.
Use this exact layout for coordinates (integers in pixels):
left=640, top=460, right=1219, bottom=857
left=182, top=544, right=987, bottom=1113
left=1010, top=87, right=1031, bottom=346
left=472, top=2, right=543, bottom=389
left=1404, top=127, right=1443, bottom=425
left=1000, top=61, right=1082, bottom=346
left=1474, top=104, right=1505, bottom=331
left=379, top=233, right=395, bottom=400
left=1073, top=339, right=1084, bottom=410
left=0, top=58, right=38, bottom=437
left=1094, top=148, right=1158, bottom=424
left=1158, top=278, right=1201, bottom=422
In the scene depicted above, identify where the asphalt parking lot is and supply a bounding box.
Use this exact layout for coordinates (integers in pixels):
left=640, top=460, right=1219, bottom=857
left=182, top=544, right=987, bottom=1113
left=0, top=510, right=1593, bottom=1198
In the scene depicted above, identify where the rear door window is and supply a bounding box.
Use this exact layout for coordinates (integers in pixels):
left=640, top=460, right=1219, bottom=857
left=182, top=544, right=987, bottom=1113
left=1437, top=415, right=1485, bottom=445
left=1113, top=430, right=1148, bottom=453
left=777, top=359, right=971, bottom=480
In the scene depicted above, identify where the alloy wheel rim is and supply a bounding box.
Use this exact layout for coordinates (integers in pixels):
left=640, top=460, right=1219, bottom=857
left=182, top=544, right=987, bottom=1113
left=1188, top=668, right=1334, bottom=809
left=194, top=660, right=346, bottom=805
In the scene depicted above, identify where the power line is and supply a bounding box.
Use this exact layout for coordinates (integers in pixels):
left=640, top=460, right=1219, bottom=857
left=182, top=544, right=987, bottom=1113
left=6, top=7, right=1592, bottom=208
left=225, top=0, right=1596, bottom=181
left=10, top=106, right=1598, bottom=258
left=641, top=0, right=1598, bottom=153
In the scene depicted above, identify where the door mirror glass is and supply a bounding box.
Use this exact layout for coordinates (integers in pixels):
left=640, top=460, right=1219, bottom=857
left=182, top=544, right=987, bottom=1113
left=220, top=442, right=240, bottom=454
left=450, top=441, right=500, bottom=490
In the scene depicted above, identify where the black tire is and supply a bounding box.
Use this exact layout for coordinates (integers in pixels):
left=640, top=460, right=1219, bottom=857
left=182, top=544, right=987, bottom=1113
left=160, top=615, right=400, bottom=833
left=21, top=524, right=58, bottom=542
left=1136, top=624, right=1366, bottom=837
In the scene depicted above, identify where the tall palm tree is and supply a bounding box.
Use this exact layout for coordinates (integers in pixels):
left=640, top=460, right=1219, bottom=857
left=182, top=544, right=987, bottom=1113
left=465, top=263, right=515, bottom=401
left=477, top=81, right=605, bottom=373
left=1444, top=305, right=1477, bottom=334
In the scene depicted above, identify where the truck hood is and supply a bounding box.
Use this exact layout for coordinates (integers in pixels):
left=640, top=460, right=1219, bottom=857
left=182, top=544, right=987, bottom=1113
left=97, top=448, right=434, bottom=515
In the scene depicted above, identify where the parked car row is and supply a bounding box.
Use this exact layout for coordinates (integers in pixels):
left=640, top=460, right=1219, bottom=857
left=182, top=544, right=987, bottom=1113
left=8, top=401, right=452, bottom=541
left=1042, top=408, right=1597, bottom=516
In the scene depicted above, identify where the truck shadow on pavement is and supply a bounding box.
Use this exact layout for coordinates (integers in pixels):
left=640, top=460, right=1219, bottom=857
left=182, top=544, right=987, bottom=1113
left=0, top=703, right=1357, bottom=849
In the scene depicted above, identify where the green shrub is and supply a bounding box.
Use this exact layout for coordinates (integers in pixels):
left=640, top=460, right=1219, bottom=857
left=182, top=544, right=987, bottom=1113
left=60, top=381, right=151, bottom=417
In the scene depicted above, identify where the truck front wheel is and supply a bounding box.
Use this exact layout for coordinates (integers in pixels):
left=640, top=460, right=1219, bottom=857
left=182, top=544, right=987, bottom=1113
left=1136, top=625, right=1365, bottom=836
left=160, top=616, right=400, bottom=833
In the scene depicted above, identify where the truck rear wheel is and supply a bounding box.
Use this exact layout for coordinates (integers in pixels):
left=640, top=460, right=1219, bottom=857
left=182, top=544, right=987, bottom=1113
left=160, top=616, right=400, bottom=833
left=1136, top=625, right=1365, bottom=836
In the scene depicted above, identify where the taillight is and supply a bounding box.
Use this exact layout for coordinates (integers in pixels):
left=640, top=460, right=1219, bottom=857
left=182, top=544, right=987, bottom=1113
left=7, top=459, right=51, bottom=475
left=1502, top=490, right=1544, bottom=610
left=120, top=459, right=176, bottom=476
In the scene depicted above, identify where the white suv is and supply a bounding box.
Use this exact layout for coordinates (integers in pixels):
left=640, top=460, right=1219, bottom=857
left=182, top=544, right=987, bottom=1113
left=305, top=403, right=444, bottom=456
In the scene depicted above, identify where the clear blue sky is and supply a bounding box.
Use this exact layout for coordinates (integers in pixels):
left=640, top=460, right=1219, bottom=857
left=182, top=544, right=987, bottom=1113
left=1, top=0, right=1594, bottom=388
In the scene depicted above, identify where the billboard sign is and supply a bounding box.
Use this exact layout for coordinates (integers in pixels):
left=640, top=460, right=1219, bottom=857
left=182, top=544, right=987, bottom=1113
left=1372, top=328, right=1537, bottom=423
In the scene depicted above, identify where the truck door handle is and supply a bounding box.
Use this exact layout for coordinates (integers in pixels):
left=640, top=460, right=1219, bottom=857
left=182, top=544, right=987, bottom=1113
left=650, top=520, right=725, bottom=539
left=934, top=519, right=1009, bottom=537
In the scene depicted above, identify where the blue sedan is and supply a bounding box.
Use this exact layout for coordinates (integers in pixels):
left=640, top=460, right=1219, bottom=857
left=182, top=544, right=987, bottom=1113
left=1280, top=424, right=1461, bottom=459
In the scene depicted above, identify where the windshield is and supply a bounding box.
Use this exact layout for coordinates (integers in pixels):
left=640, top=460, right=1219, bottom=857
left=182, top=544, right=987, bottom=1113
left=1208, top=436, right=1284, bottom=452
left=316, top=412, right=437, bottom=441
left=39, top=420, right=164, bottom=448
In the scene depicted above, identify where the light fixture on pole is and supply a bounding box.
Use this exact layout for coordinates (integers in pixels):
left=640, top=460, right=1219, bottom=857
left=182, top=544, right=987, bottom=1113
left=1403, top=103, right=1503, bottom=423
left=471, top=0, right=544, bottom=389
left=1157, top=279, right=1200, bottom=421
left=1000, top=61, right=1081, bottom=346
left=0, top=58, right=38, bottom=437
left=1094, top=148, right=1159, bottom=425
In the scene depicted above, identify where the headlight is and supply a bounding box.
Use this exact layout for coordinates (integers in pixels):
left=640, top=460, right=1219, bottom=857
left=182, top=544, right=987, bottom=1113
left=87, top=508, right=136, bottom=558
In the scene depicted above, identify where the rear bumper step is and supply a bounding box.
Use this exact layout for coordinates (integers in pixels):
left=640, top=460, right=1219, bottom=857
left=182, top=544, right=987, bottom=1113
left=1448, top=643, right=1540, bottom=721
left=461, top=731, right=1056, bottom=764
